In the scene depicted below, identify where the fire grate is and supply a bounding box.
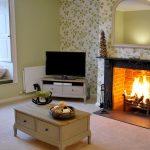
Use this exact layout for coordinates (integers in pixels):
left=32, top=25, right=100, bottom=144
left=123, top=94, right=150, bottom=116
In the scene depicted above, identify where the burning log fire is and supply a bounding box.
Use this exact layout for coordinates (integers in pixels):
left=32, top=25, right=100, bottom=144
left=123, top=76, right=150, bottom=115
left=124, top=76, right=150, bottom=104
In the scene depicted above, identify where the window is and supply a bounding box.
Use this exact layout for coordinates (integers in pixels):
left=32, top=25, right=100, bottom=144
left=0, top=0, right=11, bottom=61
left=0, top=0, right=17, bottom=83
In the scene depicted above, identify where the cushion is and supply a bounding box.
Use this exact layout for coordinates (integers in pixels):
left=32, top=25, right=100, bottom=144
left=0, top=69, right=7, bottom=79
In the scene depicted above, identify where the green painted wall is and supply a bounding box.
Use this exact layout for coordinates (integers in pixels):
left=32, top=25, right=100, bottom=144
left=124, top=10, right=150, bottom=44
left=115, top=11, right=124, bottom=43
left=0, top=0, right=60, bottom=100
left=115, top=10, right=150, bottom=45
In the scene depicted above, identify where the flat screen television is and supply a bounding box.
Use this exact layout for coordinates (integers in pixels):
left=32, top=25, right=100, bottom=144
left=46, top=51, right=86, bottom=79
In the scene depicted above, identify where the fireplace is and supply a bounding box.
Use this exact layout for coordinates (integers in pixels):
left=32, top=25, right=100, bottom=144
left=104, top=58, right=150, bottom=115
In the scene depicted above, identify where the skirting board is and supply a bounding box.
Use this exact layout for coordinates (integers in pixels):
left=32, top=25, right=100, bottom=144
left=0, top=93, right=35, bottom=105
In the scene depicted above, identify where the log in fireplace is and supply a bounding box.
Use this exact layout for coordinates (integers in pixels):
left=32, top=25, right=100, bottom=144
left=123, top=93, right=150, bottom=116
left=104, top=57, right=150, bottom=116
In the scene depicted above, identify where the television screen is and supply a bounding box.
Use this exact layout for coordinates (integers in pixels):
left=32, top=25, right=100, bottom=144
left=46, top=51, right=86, bottom=78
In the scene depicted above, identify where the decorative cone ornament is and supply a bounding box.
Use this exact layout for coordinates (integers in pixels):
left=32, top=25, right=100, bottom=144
left=100, top=30, right=107, bottom=57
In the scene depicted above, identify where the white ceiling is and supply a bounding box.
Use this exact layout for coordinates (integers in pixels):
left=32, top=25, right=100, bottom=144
left=117, top=0, right=150, bottom=11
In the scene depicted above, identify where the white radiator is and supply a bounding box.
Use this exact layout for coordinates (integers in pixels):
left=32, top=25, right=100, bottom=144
left=23, top=66, right=45, bottom=93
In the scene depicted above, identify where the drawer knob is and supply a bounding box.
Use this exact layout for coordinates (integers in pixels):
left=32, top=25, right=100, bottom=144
left=23, top=120, right=27, bottom=123
left=45, top=128, right=48, bottom=131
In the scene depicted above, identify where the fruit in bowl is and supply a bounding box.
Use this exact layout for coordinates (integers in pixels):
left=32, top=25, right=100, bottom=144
left=50, top=101, right=75, bottom=120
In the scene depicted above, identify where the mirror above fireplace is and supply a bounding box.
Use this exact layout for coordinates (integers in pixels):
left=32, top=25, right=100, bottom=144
left=112, top=0, right=150, bottom=48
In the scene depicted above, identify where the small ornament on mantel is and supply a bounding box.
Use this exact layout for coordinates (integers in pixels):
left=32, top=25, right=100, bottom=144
left=100, top=30, right=107, bottom=57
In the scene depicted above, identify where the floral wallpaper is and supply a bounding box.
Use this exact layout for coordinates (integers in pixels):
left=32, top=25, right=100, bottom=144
left=59, top=0, right=100, bottom=97
left=59, top=0, right=150, bottom=102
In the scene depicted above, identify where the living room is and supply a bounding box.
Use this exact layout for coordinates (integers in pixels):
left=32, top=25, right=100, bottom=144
left=0, top=0, right=150, bottom=150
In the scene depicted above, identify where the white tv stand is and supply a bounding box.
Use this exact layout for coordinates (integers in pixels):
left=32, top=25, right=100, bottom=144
left=41, top=77, right=87, bottom=103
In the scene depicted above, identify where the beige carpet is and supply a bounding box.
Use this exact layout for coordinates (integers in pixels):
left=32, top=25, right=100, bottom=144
left=0, top=100, right=150, bottom=150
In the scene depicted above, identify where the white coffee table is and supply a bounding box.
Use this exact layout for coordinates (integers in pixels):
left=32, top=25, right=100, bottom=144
left=13, top=102, right=91, bottom=150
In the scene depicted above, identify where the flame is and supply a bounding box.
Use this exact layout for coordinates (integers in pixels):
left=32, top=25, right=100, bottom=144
left=130, top=76, right=150, bottom=104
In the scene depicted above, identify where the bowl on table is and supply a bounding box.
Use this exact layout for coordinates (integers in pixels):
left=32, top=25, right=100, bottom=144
left=50, top=104, right=75, bottom=120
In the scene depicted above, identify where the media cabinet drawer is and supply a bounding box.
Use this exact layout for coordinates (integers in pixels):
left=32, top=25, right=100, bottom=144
left=43, top=84, right=62, bottom=96
left=63, top=86, right=84, bottom=96
left=16, top=112, right=35, bottom=130
left=36, top=120, right=59, bottom=140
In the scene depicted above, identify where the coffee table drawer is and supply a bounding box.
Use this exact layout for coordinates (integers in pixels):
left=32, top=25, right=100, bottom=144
left=61, top=118, right=88, bottom=140
left=16, top=112, right=35, bottom=130
left=36, top=120, right=59, bottom=140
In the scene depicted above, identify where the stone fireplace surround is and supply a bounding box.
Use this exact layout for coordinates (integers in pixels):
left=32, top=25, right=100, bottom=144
left=96, top=57, right=150, bottom=111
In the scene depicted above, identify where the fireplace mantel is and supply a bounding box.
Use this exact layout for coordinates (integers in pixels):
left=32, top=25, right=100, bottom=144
left=97, top=56, right=150, bottom=63
left=97, top=57, right=150, bottom=70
